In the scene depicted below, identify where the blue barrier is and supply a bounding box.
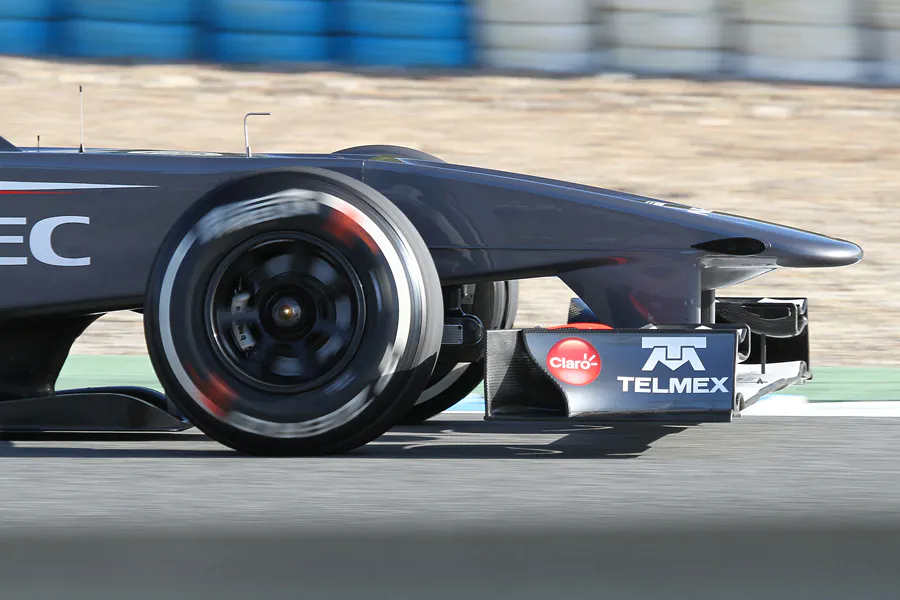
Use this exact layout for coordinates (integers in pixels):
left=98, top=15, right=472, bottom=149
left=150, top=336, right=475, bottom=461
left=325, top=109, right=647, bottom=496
left=58, top=0, right=198, bottom=60
left=210, top=31, right=330, bottom=63
left=63, top=19, right=196, bottom=59
left=342, top=0, right=472, bottom=67
left=347, top=36, right=470, bottom=67
left=0, top=0, right=56, bottom=20
left=206, top=0, right=333, bottom=62
left=0, top=0, right=475, bottom=68
left=65, top=0, right=195, bottom=24
left=208, top=0, right=330, bottom=34
left=343, top=0, right=468, bottom=39
left=0, top=18, right=49, bottom=55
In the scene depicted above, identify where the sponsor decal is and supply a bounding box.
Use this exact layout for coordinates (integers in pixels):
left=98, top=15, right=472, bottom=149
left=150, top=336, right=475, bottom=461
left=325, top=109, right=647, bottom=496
left=617, top=376, right=729, bottom=394
left=644, top=199, right=713, bottom=216
left=546, top=337, right=602, bottom=386
left=617, top=336, right=730, bottom=395
left=0, top=181, right=155, bottom=194
left=641, top=337, right=706, bottom=371
left=0, top=216, right=90, bottom=266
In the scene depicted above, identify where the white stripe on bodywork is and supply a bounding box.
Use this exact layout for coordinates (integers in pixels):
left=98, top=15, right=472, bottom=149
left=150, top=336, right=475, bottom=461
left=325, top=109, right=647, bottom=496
left=0, top=181, right=156, bottom=190
left=0, top=217, right=26, bottom=265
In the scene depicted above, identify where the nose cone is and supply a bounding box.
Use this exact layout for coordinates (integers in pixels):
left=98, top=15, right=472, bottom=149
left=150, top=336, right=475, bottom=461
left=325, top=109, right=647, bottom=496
left=706, top=211, right=863, bottom=269
left=767, top=232, right=863, bottom=268
left=812, top=236, right=864, bottom=267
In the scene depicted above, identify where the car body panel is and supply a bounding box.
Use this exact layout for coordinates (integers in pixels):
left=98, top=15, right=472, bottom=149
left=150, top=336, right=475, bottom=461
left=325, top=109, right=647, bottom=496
left=0, top=140, right=861, bottom=328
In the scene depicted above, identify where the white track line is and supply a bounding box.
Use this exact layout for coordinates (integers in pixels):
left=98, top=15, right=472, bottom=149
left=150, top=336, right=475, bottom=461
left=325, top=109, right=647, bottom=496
left=447, top=395, right=900, bottom=418
left=743, top=396, right=900, bottom=417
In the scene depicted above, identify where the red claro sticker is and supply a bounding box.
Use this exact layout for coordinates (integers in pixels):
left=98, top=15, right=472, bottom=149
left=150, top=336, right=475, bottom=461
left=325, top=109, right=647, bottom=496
left=546, top=337, right=602, bottom=386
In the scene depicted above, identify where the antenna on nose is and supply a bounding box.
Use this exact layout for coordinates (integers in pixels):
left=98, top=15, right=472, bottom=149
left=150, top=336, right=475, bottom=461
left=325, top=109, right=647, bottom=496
left=243, top=112, right=271, bottom=158
left=78, top=85, right=84, bottom=153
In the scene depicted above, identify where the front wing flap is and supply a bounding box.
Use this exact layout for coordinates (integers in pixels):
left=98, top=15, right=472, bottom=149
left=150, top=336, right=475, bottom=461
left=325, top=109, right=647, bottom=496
left=485, top=324, right=808, bottom=423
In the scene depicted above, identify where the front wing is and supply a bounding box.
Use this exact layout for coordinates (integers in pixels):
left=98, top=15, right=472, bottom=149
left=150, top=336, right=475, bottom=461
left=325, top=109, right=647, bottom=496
left=484, top=297, right=811, bottom=422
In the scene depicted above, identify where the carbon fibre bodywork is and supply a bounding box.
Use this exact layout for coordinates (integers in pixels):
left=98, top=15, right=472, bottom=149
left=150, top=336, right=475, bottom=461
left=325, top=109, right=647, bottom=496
left=0, top=141, right=862, bottom=328
left=0, top=137, right=862, bottom=433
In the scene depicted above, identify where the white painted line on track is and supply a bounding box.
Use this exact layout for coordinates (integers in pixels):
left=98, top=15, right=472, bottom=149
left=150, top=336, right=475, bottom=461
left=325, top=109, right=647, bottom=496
left=446, top=394, right=900, bottom=418
left=743, top=397, right=900, bottom=417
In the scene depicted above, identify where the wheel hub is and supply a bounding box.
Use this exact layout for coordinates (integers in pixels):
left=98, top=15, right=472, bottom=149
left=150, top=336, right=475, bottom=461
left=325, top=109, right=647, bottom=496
left=272, top=298, right=302, bottom=328
left=260, top=288, right=313, bottom=339
left=204, top=234, right=367, bottom=393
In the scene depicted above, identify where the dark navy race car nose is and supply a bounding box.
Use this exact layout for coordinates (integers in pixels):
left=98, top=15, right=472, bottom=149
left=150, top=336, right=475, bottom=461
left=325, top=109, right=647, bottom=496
left=814, top=236, right=864, bottom=267
left=769, top=233, right=863, bottom=268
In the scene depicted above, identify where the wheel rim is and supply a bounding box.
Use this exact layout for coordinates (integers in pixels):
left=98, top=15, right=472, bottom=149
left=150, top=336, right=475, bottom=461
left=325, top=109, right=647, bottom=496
left=203, top=232, right=366, bottom=394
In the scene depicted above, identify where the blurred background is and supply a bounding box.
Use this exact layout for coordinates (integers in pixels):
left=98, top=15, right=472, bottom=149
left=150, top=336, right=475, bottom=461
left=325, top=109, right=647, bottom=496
left=0, top=0, right=899, bottom=80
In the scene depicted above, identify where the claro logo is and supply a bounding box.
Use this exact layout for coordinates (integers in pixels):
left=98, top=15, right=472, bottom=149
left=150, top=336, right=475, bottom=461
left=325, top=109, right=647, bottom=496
left=0, top=216, right=90, bottom=266
left=546, top=337, right=602, bottom=386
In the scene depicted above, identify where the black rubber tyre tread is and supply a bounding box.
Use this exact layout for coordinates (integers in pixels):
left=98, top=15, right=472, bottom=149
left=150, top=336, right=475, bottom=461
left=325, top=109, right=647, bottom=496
left=143, top=167, right=443, bottom=456
left=336, top=145, right=518, bottom=425
left=399, top=279, right=519, bottom=425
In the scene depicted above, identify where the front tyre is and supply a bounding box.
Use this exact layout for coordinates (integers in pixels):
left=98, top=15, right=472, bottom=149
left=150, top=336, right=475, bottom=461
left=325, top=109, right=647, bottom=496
left=333, top=145, right=443, bottom=162
left=143, top=168, right=443, bottom=456
left=401, top=279, right=519, bottom=424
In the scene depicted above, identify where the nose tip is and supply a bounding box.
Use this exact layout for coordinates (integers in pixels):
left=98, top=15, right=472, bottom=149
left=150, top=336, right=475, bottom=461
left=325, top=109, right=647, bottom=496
left=824, top=237, right=864, bottom=267
left=774, top=234, right=863, bottom=268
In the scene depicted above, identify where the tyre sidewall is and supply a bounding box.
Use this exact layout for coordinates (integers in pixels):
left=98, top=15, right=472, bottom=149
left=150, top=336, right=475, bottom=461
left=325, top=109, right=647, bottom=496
left=145, top=169, right=439, bottom=454
left=402, top=279, right=519, bottom=424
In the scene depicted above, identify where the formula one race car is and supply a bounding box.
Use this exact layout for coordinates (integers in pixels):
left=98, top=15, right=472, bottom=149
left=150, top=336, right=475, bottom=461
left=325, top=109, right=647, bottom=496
left=0, top=116, right=861, bottom=455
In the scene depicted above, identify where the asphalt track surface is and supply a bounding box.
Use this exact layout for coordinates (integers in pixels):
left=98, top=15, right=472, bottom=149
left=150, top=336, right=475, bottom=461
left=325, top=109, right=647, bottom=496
left=2, top=414, right=900, bottom=598
left=0, top=413, right=897, bottom=528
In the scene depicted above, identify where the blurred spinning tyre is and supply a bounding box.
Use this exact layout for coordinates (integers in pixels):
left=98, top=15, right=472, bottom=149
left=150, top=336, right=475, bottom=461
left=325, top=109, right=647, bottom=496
left=144, top=168, right=443, bottom=456
left=333, top=145, right=520, bottom=424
